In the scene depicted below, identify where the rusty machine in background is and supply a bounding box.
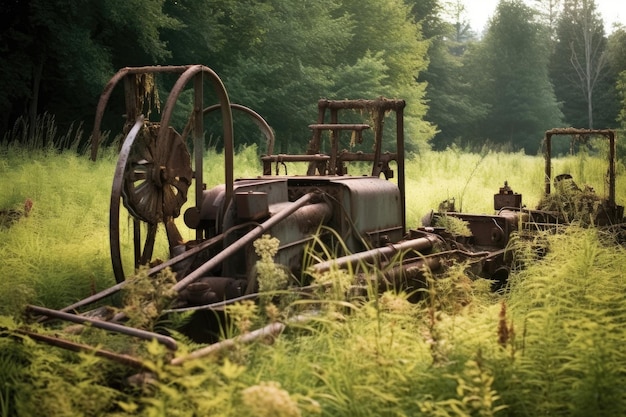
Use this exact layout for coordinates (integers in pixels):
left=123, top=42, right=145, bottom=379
left=23, top=65, right=623, bottom=366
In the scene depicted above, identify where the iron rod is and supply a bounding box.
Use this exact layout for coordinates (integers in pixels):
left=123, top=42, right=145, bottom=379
left=27, top=305, right=178, bottom=351
left=310, top=234, right=441, bottom=274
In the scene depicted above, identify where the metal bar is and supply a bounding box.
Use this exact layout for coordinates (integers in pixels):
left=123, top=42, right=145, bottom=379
left=320, top=98, right=406, bottom=111
left=608, top=130, right=616, bottom=205
left=396, top=102, right=406, bottom=235
left=14, top=328, right=148, bottom=370
left=51, top=233, right=225, bottom=316
left=308, top=124, right=370, bottom=131
left=544, top=131, right=552, bottom=195
left=194, top=72, right=204, bottom=241
left=204, top=103, right=275, bottom=156
left=27, top=305, right=178, bottom=351
left=371, top=108, right=384, bottom=177
left=172, top=192, right=320, bottom=292
left=329, top=109, right=339, bottom=175
left=261, top=154, right=330, bottom=162
left=170, top=314, right=312, bottom=365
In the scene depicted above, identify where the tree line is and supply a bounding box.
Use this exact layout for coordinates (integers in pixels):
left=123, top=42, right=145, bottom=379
left=0, top=0, right=625, bottom=154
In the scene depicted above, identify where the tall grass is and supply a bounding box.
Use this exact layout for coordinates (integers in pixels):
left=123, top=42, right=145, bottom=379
left=1, top=123, right=626, bottom=416
left=0, top=147, right=116, bottom=312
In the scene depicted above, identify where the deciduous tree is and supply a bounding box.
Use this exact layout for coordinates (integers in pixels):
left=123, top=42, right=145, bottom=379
left=550, top=0, right=616, bottom=128
left=465, top=0, right=563, bottom=152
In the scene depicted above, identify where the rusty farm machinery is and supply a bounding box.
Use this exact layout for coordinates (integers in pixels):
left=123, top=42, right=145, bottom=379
left=20, top=65, right=624, bottom=367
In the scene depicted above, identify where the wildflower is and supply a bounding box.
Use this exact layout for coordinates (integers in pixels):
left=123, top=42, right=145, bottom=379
left=241, top=381, right=301, bottom=417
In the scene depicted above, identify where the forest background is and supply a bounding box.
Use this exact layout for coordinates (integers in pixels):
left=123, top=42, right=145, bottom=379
left=1, top=0, right=626, bottom=155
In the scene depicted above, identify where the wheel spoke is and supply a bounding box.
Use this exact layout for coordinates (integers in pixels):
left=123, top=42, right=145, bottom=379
left=140, top=223, right=158, bottom=266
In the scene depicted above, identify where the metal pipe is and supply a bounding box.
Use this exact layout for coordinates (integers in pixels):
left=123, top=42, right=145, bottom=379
left=310, top=233, right=441, bottom=274
left=194, top=72, right=204, bottom=241
left=172, top=192, right=322, bottom=292
left=15, top=328, right=148, bottom=370
left=54, top=233, right=226, bottom=315
left=170, top=314, right=313, bottom=365
left=27, top=305, right=178, bottom=351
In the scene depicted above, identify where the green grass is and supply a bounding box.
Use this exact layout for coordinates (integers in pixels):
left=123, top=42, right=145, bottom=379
left=1, top=142, right=626, bottom=416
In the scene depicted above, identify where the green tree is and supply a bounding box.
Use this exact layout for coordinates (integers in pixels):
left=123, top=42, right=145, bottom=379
left=206, top=0, right=352, bottom=152
left=607, top=27, right=626, bottom=131
left=414, top=0, right=488, bottom=150
left=0, top=0, right=180, bottom=142
left=336, top=0, right=435, bottom=151
left=207, top=0, right=434, bottom=153
left=533, top=0, right=562, bottom=39
left=550, top=0, right=617, bottom=128
left=465, top=0, right=563, bottom=152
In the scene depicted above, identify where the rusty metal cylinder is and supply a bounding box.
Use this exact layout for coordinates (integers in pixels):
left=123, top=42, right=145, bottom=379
left=310, top=233, right=441, bottom=274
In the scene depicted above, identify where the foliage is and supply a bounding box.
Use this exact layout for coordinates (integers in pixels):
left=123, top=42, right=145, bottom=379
left=536, top=176, right=604, bottom=226
left=0, top=0, right=181, bottom=139
left=550, top=0, right=617, bottom=129
left=254, top=234, right=289, bottom=297
left=417, top=0, right=489, bottom=150
left=464, top=0, right=563, bottom=151
left=122, top=267, right=178, bottom=330
left=505, top=226, right=626, bottom=415
left=1, top=144, right=626, bottom=416
left=0, top=317, right=121, bottom=417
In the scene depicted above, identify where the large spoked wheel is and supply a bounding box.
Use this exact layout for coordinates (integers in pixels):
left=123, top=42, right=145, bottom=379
left=110, top=116, right=194, bottom=283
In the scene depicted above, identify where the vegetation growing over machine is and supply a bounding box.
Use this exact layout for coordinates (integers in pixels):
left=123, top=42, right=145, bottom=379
left=1, top=132, right=626, bottom=415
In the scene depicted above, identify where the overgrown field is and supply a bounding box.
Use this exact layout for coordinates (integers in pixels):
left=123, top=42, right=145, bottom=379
left=1, top=144, right=626, bottom=416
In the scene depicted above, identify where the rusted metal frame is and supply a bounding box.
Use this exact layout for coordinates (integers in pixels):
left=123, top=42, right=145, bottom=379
left=320, top=98, right=406, bottom=112
left=544, top=130, right=553, bottom=196
left=172, top=192, right=322, bottom=292
left=199, top=103, right=275, bottom=176
left=194, top=72, right=204, bottom=241
left=396, top=102, right=406, bottom=235
left=305, top=102, right=328, bottom=175
left=314, top=98, right=407, bottom=233
left=307, top=124, right=372, bottom=176
left=203, top=103, right=275, bottom=156
left=123, top=75, right=139, bottom=132
left=307, top=123, right=370, bottom=131
left=543, top=128, right=617, bottom=205
left=158, top=65, right=234, bottom=216
left=371, top=108, right=385, bottom=177
left=329, top=108, right=339, bottom=175
left=261, top=154, right=330, bottom=163
left=609, top=130, right=616, bottom=205
left=378, top=247, right=507, bottom=288
left=90, top=65, right=193, bottom=161
left=13, top=328, right=149, bottom=370
left=133, top=219, right=141, bottom=269
left=140, top=223, right=157, bottom=266
left=27, top=305, right=178, bottom=351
